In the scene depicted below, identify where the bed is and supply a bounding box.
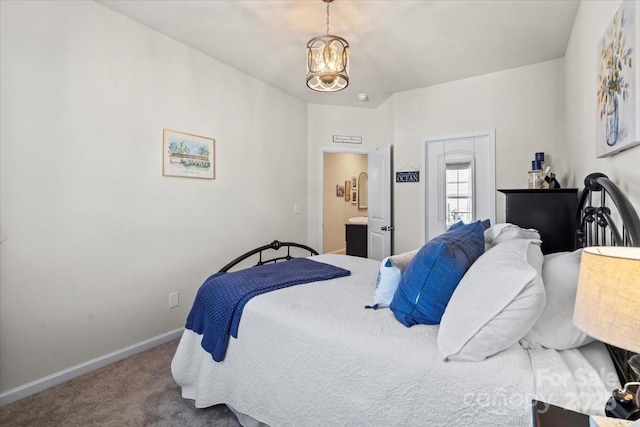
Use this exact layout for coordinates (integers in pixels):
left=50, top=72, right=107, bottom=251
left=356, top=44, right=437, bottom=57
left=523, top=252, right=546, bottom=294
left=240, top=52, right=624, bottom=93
left=172, top=172, right=639, bottom=427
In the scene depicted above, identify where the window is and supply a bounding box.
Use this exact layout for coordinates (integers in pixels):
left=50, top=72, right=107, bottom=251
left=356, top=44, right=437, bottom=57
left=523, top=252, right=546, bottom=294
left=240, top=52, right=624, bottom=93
left=445, top=162, right=473, bottom=228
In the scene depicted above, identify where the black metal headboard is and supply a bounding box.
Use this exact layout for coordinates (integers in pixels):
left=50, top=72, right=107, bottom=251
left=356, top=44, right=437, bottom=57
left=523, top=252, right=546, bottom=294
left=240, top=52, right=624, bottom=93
left=575, top=172, right=640, bottom=385
left=576, top=172, right=640, bottom=248
left=218, top=240, right=319, bottom=273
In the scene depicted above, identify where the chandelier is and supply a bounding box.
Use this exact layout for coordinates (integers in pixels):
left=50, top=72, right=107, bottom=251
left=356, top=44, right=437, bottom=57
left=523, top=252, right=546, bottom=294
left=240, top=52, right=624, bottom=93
left=306, top=0, right=349, bottom=92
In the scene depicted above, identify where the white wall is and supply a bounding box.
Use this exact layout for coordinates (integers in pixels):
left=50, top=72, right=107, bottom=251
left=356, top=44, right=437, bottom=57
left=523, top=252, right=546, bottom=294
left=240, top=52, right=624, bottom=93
left=392, top=59, right=567, bottom=253
left=565, top=0, right=640, bottom=209
left=0, top=0, right=308, bottom=393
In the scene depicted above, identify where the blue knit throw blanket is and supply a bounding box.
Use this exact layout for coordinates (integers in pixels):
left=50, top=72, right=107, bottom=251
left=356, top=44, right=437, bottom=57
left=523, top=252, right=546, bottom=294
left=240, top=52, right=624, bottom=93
left=186, top=258, right=350, bottom=362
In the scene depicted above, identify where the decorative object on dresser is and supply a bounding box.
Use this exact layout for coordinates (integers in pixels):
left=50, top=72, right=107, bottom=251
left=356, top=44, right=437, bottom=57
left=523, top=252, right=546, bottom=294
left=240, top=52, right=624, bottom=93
left=528, top=152, right=545, bottom=189
left=498, top=188, right=578, bottom=254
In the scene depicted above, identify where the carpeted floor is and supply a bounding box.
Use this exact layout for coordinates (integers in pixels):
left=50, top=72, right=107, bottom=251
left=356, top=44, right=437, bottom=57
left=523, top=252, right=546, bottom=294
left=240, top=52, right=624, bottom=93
left=0, top=339, right=243, bottom=426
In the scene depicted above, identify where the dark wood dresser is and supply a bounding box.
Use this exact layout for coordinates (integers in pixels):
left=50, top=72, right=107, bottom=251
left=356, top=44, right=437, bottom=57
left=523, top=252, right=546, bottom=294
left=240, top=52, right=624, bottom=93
left=498, top=188, right=578, bottom=254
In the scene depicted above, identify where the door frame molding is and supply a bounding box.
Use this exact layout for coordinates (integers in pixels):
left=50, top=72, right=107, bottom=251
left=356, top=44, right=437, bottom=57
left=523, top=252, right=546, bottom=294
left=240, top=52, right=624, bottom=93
left=318, top=146, right=368, bottom=254
left=420, top=130, right=496, bottom=244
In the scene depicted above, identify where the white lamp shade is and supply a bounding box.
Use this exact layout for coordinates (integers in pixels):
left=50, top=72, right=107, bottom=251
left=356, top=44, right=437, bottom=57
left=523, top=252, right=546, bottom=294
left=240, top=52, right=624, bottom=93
left=574, top=246, right=640, bottom=353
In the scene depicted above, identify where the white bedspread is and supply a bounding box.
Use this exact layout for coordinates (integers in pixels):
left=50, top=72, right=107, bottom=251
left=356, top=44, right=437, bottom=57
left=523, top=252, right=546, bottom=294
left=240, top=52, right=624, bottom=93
left=172, top=254, right=614, bottom=427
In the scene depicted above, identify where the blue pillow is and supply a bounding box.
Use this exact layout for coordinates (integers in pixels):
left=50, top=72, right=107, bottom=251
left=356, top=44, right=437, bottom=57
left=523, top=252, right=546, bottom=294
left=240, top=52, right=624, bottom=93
left=389, top=220, right=485, bottom=327
left=448, top=220, right=465, bottom=231
left=448, top=219, right=490, bottom=232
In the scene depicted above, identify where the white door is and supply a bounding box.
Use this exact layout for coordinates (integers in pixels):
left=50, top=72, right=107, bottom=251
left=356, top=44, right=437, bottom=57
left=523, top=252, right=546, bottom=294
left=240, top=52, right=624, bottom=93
left=420, top=131, right=495, bottom=243
left=368, top=145, right=392, bottom=261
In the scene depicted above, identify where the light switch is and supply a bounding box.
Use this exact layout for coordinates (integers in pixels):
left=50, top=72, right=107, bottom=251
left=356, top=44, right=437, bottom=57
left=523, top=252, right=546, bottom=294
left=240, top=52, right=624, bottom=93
left=169, top=292, right=179, bottom=309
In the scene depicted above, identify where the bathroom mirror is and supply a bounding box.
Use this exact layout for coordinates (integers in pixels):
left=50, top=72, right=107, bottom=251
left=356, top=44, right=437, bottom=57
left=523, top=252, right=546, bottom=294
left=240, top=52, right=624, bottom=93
left=358, top=172, right=368, bottom=210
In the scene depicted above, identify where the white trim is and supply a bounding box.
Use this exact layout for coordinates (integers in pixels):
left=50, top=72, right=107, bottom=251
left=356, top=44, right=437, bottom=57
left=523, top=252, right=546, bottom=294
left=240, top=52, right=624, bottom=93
left=318, top=146, right=368, bottom=254
left=0, top=328, right=184, bottom=407
left=420, top=130, right=496, bottom=244
left=420, top=141, right=427, bottom=244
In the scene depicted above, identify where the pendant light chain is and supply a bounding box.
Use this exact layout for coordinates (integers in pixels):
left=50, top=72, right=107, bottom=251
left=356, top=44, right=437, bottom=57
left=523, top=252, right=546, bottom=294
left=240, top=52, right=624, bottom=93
left=326, top=1, right=330, bottom=35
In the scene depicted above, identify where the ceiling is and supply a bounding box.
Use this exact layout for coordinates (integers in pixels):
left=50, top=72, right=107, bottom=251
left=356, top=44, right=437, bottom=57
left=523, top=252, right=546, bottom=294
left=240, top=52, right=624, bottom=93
left=97, top=0, right=580, bottom=109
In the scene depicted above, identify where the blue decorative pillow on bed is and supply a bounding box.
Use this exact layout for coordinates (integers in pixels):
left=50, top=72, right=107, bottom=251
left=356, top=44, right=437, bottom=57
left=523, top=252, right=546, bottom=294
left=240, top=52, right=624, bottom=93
left=449, top=219, right=490, bottom=232
left=448, top=220, right=465, bottom=231
left=390, top=220, right=485, bottom=326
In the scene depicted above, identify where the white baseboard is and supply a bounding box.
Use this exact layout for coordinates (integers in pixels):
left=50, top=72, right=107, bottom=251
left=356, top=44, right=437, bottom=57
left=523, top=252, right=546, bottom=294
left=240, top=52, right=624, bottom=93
left=0, top=327, right=184, bottom=407
left=328, top=248, right=346, bottom=255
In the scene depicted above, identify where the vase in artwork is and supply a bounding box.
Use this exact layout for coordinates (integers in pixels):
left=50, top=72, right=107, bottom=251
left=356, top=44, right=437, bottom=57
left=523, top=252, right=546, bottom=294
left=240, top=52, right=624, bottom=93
left=606, top=93, right=619, bottom=146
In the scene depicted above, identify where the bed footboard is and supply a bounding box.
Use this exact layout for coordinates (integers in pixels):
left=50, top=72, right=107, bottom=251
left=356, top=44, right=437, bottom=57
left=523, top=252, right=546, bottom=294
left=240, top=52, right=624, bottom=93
left=218, top=240, right=319, bottom=273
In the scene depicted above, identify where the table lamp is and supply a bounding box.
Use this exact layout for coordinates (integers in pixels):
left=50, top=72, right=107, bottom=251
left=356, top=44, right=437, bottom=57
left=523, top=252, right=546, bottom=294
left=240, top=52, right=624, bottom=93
left=574, top=246, right=640, bottom=419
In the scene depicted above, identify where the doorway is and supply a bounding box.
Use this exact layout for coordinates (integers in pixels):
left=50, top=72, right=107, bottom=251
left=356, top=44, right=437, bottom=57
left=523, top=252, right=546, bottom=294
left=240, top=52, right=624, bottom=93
left=420, top=130, right=496, bottom=243
left=321, top=150, right=368, bottom=254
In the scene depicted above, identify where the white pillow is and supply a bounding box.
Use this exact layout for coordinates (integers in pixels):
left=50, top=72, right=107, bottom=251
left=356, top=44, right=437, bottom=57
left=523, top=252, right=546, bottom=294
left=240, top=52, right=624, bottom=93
left=484, top=223, right=541, bottom=250
left=371, top=249, right=419, bottom=309
left=520, top=249, right=594, bottom=350
left=438, top=239, right=546, bottom=361
left=371, top=257, right=401, bottom=308
left=389, top=248, right=419, bottom=271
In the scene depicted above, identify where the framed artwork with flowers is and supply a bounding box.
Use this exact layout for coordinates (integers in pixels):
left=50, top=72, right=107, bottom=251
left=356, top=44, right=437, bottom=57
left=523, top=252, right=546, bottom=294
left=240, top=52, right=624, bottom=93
left=596, top=1, right=640, bottom=157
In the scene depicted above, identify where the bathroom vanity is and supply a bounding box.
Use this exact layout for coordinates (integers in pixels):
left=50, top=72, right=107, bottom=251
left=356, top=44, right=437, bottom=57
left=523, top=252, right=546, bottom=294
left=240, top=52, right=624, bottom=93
left=345, top=216, right=368, bottom=258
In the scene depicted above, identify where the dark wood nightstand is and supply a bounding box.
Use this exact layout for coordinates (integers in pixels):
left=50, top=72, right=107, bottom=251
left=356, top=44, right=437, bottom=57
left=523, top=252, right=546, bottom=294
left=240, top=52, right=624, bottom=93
left=532, top=401, right=590, bottom=427
left=498, top=189, right=578, bottom=254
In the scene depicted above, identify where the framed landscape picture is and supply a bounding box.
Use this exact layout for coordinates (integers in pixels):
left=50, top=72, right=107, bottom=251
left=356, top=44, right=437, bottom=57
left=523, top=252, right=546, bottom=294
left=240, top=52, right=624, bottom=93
left=163, top=129, right=215, bottom=179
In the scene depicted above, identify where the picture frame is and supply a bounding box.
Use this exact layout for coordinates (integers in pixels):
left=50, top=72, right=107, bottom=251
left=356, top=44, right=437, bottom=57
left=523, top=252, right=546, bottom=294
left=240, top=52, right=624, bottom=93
left=351, top=189, right=357, bottom=204
left=345, top=180, right=351, bottom=201
left=596, top=1, right=640, bottom=157
left=351, top=175, right=358, bottom=189
left=336, top=184, right=345, bottom=197
left=163, top=129, right=215, bottom=179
